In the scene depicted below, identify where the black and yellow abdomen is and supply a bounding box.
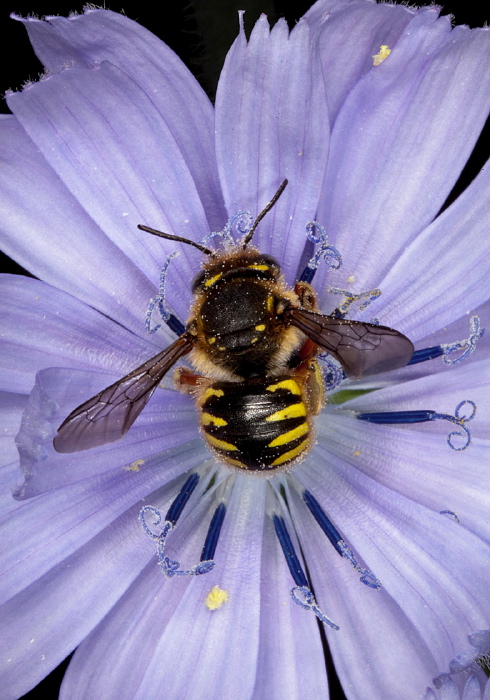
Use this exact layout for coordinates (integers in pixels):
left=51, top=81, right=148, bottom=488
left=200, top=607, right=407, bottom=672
left=198, top=366, right=323, bottom=471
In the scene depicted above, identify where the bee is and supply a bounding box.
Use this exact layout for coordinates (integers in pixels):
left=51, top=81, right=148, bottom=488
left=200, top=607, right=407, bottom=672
left=53, top=181, right=414, bottom=470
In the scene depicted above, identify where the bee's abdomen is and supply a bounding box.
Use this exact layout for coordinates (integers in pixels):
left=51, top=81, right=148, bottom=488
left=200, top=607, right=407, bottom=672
left=199, top=376, right=312, bottom=471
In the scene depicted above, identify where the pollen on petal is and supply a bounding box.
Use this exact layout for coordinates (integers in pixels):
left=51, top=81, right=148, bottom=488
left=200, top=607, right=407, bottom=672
left=205, top=585, right=229, bottom=610
left=372, top=45, right=391, bottom=66
left=124, top=459, right=145, bottom=472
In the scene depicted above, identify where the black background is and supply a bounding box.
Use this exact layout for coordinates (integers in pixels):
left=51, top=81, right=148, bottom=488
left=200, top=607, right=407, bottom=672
left=1, top=1, right=488, bottom=698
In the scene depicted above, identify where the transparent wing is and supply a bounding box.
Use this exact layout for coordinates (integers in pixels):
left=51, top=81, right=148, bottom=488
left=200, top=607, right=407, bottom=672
left=288, top=308, right=414, bottom=377
left=53, top=334, right=195, bottom=453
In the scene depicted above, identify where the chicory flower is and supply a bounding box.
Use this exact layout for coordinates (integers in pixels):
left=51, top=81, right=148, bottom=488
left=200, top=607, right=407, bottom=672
left=1, top=2, right=490, bottom=698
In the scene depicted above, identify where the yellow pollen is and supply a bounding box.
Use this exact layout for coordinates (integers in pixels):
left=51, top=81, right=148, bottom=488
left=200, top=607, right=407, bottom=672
left=268, top=422, right=309, bottom=448
left=372, top=45, right=391, bottom=66
left=353, top=450, right=361, bottom=457
left=208, top=336, right=216, bottom=344
left=248, top=264, right=269, bottom=271
left=267, top=296, right=274, bottom=312
left=206, top=434, right=239, bottom=452
left=204, top=273, right=223, bottom=287
left=266, top=379, right=301, bottom=395
left=202, top=412, right=228, bottom=427
left=270, top=439, right=310, bottom=466
left=255, top=324, right=266, bottom=331
left=218, top=346, right=226, bottom=351
left=123, top=459, right=145, bottom=472
left=266, top=403, right=306, bottom=422
left=205, top=586, right=229, bottom=610
left=347, top=275, right=355, bottom=283
left=251, top=337, right=258, bottom=344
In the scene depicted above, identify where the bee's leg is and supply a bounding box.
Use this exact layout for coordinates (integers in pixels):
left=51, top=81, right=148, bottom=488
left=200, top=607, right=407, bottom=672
left=174, top=367, right=207, bottom=395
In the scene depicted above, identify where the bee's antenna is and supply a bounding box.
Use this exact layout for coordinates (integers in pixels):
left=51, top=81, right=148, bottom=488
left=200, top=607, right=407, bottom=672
left=242, top=179, right=288, bottom=249
left=137, top=225, right=215, bottom=256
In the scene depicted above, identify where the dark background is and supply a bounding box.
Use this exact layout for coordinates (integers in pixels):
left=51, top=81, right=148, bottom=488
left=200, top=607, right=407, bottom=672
left=0, top=1, right=488, bottom=698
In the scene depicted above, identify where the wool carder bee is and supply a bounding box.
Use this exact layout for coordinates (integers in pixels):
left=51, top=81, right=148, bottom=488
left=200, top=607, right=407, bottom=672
left=54, top=181, right=414, bottom=470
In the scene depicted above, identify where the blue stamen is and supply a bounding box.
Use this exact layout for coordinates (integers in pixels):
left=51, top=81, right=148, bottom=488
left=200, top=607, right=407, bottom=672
left=200, top=502, right=226, bottom=562
left=272, top=514, right=308, bottom=587
left=302, top=490, right=343, bottom=554
left=165, top=473, right=200, bottom=526
left=407, top=346, right=445, bottom=365
left=440, top=510, right=460, bottom=523
left=299, top=221, right=342, bottom=283
left=406, top=316, right=483, bottom=367
left=165, top=315, right=186, bottom=337
left=146, top=251, right=185, bottom=336
left=303, top=490, right=381, bottom=589
left=272, top=514, right=340, bottom=630
left=356, top=400, right=476, bottom=451
left=357, top=410, right=438, bottom=424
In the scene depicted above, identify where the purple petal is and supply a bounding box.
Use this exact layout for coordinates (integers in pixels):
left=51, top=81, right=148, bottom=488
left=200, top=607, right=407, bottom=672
left=0, top=492, right=165, bottom=699
left=253, top=510, right=328, bottom=698
left=304, top=0, right=415, bottom=122
left=0, top=393, right=26, bottom=469
left=315, top=12, right=490, bottom=296
left=8, top=62, right=209, bottom=317
left=60, top=476, right=265, bottom=699
left=292, top=465, right=490, bottom=696
left=0, top=120, right=157, bottom=334
left=14, top=9, right=226, bottom=231
left=0, top=275, right=165, bottom=394
left=215, top=15, right=330, bottom=282
left=374, top=160, right=490, bottom=340
left=14, top=366, right=201, bottom=497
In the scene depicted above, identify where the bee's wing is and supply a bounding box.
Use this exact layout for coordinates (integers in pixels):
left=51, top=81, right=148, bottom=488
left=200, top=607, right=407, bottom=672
left=288, top=308, right=414, bottom=377
left=53, top=334, right=195, bottom=453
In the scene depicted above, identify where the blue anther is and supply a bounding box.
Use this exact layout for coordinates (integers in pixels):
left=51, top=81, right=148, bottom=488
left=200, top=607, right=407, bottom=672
left=201, top=503, right=226, bottom=562
left=272, top=514, right=308, bottom=588
left=302, top=491, right=381, bottom=588
left=165, top=473, right=200, bottom=526
left=356, top=410, right=437, bottom=424
left=302, top=490, right=343, bottom=554
left=407, top=346, right=445, bottom=365
left=166, top=315, right=186, bottom=337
